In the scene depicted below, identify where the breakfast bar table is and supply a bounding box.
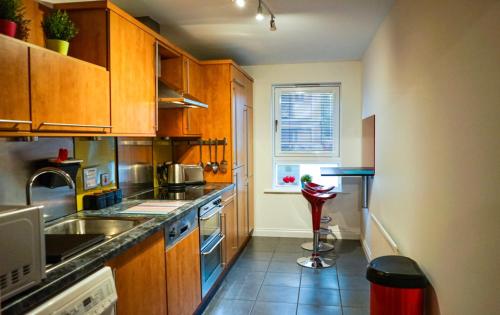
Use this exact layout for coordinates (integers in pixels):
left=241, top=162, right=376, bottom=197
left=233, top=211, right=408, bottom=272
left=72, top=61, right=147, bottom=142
left=320, top=167, right=375, bottom=208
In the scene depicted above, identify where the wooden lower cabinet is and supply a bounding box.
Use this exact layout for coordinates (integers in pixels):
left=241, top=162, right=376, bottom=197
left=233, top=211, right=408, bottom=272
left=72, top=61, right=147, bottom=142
left=222, top=192, right=238, bottom=265
left=107, top=231, right=167, bottom=315
left=165, top=227, right=202, bottom=315
left=248, top=175, right=255, bottom=234
left=234, top=166, right=249, bottom=247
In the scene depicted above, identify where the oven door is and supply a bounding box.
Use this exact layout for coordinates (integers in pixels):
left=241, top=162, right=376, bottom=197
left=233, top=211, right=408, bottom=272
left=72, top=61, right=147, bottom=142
left=199, top=204, right=222, bottom=247
left=200, top=234, right=225, bottom=297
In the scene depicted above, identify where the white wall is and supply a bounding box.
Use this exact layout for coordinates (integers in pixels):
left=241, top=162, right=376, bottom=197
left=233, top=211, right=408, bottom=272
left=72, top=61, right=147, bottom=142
left=243, top=62, right=363, bottom=239
left=362, top=0, right=500, bottom=314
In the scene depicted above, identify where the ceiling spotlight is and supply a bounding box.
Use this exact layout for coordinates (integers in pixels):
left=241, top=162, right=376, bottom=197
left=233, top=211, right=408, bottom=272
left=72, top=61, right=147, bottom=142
left=234, top=0, right=246, bottom=8
left=270, top=15, right=277, bottom=31
left=255, top=0, right=264, bottom=21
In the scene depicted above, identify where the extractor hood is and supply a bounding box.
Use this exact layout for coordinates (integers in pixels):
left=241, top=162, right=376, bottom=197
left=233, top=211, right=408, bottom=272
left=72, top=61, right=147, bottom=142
left=158, top=82, right=208, bottom=109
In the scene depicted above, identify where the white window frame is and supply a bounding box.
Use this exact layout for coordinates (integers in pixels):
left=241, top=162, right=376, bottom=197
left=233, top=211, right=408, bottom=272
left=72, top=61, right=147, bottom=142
left=273, top=84, right=340, bottom=158
left=271, top=83, right=342, bottom=191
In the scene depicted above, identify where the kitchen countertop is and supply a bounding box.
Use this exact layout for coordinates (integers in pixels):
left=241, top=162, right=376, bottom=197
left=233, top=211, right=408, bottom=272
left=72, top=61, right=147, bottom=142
left=1, top=183, right=234, bottom=315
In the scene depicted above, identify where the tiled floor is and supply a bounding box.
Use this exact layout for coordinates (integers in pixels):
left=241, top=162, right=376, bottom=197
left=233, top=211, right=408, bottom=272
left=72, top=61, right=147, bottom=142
left=203, top=237, right=370, bottom=315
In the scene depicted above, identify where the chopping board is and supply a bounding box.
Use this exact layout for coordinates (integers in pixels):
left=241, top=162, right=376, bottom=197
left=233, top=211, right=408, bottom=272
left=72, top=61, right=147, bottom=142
left=45, top=234, right=106, bottom=264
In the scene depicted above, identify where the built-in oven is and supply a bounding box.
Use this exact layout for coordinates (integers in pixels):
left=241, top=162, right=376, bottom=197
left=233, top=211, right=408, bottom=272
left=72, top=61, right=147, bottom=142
left=199, top=197, right=222, bottom=247
left=199, top=197, right=224, bottom=297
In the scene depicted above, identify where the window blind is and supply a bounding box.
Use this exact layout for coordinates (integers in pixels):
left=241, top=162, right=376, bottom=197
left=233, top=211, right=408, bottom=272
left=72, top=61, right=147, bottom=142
left=277, top=89, right=337, bottom=154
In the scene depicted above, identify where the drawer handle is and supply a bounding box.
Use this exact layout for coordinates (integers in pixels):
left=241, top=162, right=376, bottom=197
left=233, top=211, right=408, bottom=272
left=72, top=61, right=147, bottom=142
left=40, top=122, right=112, bottom=129
left=0, top=119, right=32, bottom=124
left=201, top=235, right=225, bottom=256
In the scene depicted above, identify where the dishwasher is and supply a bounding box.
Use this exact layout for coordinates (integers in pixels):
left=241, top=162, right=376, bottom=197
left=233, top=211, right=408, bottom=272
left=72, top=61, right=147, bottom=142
left=27, top=267, right=117, bottom=315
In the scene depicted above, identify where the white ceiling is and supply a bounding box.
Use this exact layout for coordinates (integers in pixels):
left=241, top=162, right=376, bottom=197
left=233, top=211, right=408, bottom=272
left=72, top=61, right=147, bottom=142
left=99, top=0, right=395, bottom=65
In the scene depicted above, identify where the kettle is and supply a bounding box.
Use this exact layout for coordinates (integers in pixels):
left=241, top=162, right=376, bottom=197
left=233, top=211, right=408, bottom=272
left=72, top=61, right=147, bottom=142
left=167, top=163, right=185, bottom=188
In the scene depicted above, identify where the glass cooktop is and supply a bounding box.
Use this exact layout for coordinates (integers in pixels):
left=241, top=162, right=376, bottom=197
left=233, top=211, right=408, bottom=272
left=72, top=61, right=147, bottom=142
left=127, top=186, right=216, bottom=201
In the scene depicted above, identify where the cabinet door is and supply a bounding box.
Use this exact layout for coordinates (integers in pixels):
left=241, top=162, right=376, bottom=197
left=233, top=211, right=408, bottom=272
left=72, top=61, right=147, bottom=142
left=183, top=108, right=203, bottom=135
left=185, top=57, right=205, bottom=102
left=30, top=46, right=111, bottom=133
left=247, top=175, right=254, bottom=235
left=107, top=231, right=167, bottom=315
left=234, top=166, right=248, bottom=247
left=232, top=82, right=248, bottom=169
left=0, top=35, right=30, bottom=131
left=247, top=105, right=254, bottom=177
left=222, top=192, right=238, bottom=265
left=110, top=11, right=156, bottom=135
left=166, top=227, right=202, bottom=315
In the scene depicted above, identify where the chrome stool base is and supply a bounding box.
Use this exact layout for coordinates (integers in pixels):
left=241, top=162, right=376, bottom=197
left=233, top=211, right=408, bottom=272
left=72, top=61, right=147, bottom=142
left=297, top=255, right=335, bottom=269
left=301, top=241, right=334, bottom=252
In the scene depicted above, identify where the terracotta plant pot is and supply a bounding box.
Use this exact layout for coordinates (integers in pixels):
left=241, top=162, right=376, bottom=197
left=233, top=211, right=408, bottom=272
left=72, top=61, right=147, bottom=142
left=0, top=19, right=17, bottom=37
left=46, top=39, right=70, bottom=55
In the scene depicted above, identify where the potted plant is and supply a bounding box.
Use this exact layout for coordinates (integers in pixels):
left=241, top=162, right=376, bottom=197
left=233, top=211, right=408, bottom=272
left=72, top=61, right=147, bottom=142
left=0, top=0, right=30, bottom=39
left=300, top=174, right=312, bottom=188
left=42, top=10, right=78, bottom=55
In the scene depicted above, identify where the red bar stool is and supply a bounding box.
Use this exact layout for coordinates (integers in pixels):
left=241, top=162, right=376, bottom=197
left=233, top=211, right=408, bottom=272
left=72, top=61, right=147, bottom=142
left=297, top=187, right=337, bottom=269
left=301, top=183, right=336, bottom=252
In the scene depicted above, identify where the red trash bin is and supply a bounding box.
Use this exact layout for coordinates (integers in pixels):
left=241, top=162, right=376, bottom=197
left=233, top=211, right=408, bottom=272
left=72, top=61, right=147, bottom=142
left=366, top=255, right=428, bottom=315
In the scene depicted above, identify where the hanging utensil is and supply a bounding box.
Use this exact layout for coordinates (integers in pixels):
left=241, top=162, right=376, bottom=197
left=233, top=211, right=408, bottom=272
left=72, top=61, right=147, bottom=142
left=220, top=138, right=228, bottom=174
left=204, top=139, right=212, bottom=172
left=212, top=138, right=219, bottom=174
left=198, top=139, right=204, bottom=168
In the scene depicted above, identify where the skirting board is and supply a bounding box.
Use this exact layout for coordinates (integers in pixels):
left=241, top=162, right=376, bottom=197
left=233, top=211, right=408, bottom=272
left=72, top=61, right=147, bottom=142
left=253, top=227, right=360, bottom=239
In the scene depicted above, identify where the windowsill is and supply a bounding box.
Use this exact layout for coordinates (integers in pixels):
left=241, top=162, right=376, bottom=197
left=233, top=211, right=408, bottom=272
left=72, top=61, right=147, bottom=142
left=264, top=187, right=346, bottom=194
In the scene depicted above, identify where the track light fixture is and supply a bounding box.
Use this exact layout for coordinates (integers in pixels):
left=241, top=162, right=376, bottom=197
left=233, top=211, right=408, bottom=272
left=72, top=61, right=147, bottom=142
left=255, top=0, right=264, bottom=21
left=234, top=0, right=246, bottom=8
left=270, top=15, right=276, bottom=31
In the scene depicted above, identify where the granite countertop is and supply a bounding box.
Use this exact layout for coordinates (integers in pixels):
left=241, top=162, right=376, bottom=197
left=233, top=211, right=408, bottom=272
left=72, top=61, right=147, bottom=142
left=1, top=183, right=234, bottom=315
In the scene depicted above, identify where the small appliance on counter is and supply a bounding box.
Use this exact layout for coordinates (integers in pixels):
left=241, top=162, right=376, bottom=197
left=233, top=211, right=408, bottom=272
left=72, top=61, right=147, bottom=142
left=0, top=205, right=45, bottom=301
left=183, top=164, right=205, bottom=185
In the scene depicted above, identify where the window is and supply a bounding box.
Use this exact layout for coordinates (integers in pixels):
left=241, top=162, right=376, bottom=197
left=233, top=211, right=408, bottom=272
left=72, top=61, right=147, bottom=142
left=272, top=84, right=341, bottom=190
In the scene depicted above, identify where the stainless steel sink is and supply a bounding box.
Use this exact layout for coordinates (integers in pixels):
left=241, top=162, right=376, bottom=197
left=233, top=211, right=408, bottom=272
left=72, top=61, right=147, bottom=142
left=45, top=217, right=150, bottom=238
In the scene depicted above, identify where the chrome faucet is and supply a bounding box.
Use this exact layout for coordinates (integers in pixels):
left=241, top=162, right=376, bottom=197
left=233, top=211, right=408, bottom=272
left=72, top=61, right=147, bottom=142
left=26, top=167, right=76, bottom=205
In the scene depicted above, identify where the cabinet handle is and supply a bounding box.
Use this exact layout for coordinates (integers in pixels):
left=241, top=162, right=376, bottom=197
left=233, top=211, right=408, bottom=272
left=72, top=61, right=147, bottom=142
left=201, top=235, right=225, bottom=255
left=40, top=122, right=112, bottom=129
left=155, top=41, right=159, bottom=131
left=0, top=119, right=32, bottom=124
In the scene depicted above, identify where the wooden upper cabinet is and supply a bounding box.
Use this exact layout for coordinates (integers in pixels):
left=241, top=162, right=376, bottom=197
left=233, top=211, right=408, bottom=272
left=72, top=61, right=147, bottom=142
left=0, top=35, right=31, bottom=132
left=232, top=81, right=248, bottom=169
left=109, top=12, right=156, bottom=135
left=30, top=46, right=111, bottom=133
left=157, top=108, right=203, bottom=137
left=107, top=231, right=167, bottom=315
left=166, top=227, right=202, bottom=315
left=160, top=55, right=205, bottom=103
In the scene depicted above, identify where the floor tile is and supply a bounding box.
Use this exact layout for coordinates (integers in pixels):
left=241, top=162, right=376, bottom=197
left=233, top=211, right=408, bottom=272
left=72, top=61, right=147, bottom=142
left=220, top=282, right=262, bottom=301
left=268, top=260, right=303, bottom=273
left=301, top=271, right=339, bottom=289
left=342, top=307, right=370, bottom=315
left=301, top=267, right=337, bottom=276
left=298, top=287, right=341, bottom=306
left=296, top=304, right=342, bottom=315
left=250, top=302, right=297, bottom=315
left=338, top=276, right=369, bottom=290
left=271, top=252, right=305, bottom=262
left=226, top=270, right=266, bottom=284
left=241, top=250, right=274, bottom=261
left=263, top=272, right=301, bottom=287
left=340, top=290, right=370, bottom=308
left=203, top=299, right=254, bottom=315
left=234, top=258, right=270, bottom=272
left=257, top=285, right=299, bottom=303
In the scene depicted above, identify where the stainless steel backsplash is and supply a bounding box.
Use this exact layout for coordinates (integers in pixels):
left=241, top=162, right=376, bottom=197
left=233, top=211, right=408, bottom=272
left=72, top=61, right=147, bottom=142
left=0, top=138, right=76, bottom=222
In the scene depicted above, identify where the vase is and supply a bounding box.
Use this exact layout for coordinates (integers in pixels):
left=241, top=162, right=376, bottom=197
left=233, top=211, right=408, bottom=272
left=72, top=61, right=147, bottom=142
left=46, top=39, right=70, bottom=55
left=0, top=19, right=17, bottom=37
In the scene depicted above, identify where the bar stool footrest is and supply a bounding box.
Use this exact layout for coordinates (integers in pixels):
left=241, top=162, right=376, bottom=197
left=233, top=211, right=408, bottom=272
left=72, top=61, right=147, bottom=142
left=301, top=241, right=334, bottom=252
